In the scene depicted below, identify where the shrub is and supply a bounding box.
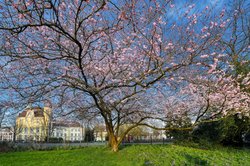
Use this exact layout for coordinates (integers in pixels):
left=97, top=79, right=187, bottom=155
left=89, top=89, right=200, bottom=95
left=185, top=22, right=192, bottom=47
left=192, top=114, right=250, bottom=146
left=0, top=142, right=13, bottom=153
left=45, top=137, right=63, bottom=143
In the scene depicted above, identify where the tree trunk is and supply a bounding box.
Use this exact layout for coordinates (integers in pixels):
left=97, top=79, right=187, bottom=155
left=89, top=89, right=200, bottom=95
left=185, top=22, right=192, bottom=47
left=106, top=127, right=119, bottom=152
left=111, top=142, right=119, bottom=152
left=105, top=122, right=137, bottom=152
left=13, top=131, right=16, bottom=142
left=109, top=134, right=119, bottom=152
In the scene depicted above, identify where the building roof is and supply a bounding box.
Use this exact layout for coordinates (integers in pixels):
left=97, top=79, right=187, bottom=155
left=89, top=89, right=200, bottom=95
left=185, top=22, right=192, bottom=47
left=18, top=107, right=44, bottom=117
left=18, top=110, right=27, bottom=117
left=25, top=106, right=42, bottom=111
left=0, top=127, right=13, bottom=132
left=52, top=121, right=82, bottom=128
left=34, top=110, right=44, bottom=117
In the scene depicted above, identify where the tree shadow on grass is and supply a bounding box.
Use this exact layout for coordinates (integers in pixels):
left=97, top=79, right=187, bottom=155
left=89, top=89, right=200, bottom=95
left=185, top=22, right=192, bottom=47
left=119, top=143, right=171, bottom=150
left=183, top=154, right=210, bottom=166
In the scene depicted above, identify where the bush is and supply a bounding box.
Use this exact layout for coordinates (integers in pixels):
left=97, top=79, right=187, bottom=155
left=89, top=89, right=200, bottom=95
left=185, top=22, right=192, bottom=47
left=47, top=137, right=63, bottom=143
left=0, top=142, right=13, bottom=153
left=165, top=112, right=192, bottom=141
left=84, top=128, right=95, bottom=142
left=244, top=131, right=250, bottom=143
left=192, top=114, right=250, bottom=146
left=192, top=120, right=221, bottom=143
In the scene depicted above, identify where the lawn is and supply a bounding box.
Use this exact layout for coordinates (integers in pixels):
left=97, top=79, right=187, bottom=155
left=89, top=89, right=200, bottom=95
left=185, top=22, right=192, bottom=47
left=0, top=144, right=249, bottom=166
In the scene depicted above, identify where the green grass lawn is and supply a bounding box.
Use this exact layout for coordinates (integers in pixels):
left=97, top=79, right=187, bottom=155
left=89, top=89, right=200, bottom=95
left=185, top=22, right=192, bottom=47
left=0, top=144, right=249, bottom=166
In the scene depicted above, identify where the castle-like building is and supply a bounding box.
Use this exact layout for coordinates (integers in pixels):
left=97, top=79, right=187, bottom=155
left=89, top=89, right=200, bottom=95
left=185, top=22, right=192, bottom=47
left=15, top=103, right=52, bottom=141
left=15, top=103, right=85, bottom=142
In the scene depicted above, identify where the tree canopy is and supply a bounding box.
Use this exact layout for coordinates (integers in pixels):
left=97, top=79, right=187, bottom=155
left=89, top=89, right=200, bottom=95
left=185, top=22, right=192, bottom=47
left=0, top=0, right=249, bottom=151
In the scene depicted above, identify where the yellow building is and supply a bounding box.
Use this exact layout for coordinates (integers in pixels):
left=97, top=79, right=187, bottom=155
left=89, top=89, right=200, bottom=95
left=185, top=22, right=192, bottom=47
left=16, top=104, right=52, bottom=142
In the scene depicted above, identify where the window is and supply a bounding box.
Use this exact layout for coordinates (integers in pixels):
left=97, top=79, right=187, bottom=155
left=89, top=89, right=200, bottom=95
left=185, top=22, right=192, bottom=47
left=29, top=128, right=33, bottom=134
left=36, top=128, right=39, bottom=133
left=56, top=132, right=59, bottom=137
left=71, top=133, right=73, bottom=137
left=25, top=128, right=28, bottom=134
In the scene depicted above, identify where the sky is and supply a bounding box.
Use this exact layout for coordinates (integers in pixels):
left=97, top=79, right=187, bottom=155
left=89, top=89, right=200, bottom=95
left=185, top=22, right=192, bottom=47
left=0, top=0, right=249, bottom=127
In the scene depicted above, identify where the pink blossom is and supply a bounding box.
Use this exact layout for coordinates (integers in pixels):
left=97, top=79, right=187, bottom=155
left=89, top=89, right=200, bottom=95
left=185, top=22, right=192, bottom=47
left=26, top=0, right=33, bottom=6
left=210, top=22, right=218, bottom=29
left=170, top=4, right=175, bottom=8
left=201, top=26, right=208, bottom=33
left=59, top=2, right=66, bottom=11
left=218, top=54, right=226, bottom=58
left=170, top=62, right=176, bottom=66
left=18, top=14, right=24, bottom=19
left=219, top=22, right=226, bottom=28
left=168, top=42, right=173, bottom=46
left=220, top=9, right=225, bottom=18
left=12, top=3, right=18, bottom=9
left=234, top=10, right=238, bottom=16
left=211, top=52, right=216, bottom=56
left=201, top=35, right=207, bottom=39
left=186, top=47, right=194, bottom=53
left=201, top=54, right=209, bottom=58
left=118, top=11, right=127, bottom=20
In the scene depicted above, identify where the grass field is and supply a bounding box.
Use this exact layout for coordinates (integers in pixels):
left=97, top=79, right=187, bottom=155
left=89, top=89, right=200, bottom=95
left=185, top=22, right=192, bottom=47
left=0, top=144, right=249, bottom=166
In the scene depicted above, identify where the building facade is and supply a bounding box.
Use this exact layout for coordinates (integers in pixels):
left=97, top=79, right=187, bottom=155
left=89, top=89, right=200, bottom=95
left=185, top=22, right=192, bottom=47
left=94, top=125, right=108, bottom=141
left=15, top=104, right=52, bottom=142
left=52, top=121, right=84, bottom=142
left=0, top=127, right=13, bottom=141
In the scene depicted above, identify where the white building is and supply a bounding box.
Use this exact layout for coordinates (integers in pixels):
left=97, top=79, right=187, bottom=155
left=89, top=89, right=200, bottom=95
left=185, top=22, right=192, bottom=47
left=52, top=121, right=85, bottom=142
left=0, top=127, right=14, bottom=142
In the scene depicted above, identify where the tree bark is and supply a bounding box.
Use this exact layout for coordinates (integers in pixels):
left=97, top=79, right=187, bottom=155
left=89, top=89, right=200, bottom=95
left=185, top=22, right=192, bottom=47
left=109, top=134, right=119, bottom=152
left=106, top=124, right=119, bottom=152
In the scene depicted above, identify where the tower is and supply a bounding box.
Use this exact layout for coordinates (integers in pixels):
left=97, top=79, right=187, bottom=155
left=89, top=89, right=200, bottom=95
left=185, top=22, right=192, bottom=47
left=43, top=101, right=52, bottom=140
left=43, top=101, right=52, bottom=126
